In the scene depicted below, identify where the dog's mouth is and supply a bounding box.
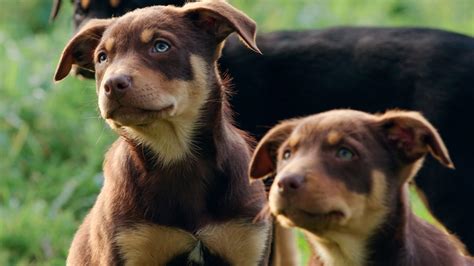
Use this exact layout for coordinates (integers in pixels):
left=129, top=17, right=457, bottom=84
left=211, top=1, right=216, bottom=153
left=299, top=209, right=345, bottom=220
left=279, top=208, right=345, bottom=221
left=274, top=206, right=346, bottom=230
left=270, top=191, right=346, bottom=224
left=105, top=104, right=175, bottom=127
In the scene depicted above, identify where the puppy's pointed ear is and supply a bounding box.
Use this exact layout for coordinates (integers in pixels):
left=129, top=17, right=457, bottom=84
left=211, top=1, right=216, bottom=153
left=376, top=110, right=454, bottom=168
left=249, top=120, right=299, bottom=180
left=183, top=0, right=260, bottom=53
left=54, top=19, right=113, bottom=82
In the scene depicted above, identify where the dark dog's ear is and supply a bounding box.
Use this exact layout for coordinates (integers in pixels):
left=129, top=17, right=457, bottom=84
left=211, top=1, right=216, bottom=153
left=49, top=0, right=62, bottom=21
left=249, top=120, right=299, bottom=179
left=376, top=111, right=454, bottom=168
left=183, top=0, right=260, bottom=53
left=54, top=19, right=113, bottom=82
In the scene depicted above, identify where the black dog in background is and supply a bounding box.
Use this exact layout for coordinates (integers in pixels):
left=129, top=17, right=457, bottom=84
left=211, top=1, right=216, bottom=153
left=52, top=0, right=474, bottom=253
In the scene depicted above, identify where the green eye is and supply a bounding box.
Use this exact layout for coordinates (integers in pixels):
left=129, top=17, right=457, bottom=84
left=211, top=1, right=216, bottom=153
left=336, top=147, right=354, bottom=160
left=152, top=40, right=171, bottom=53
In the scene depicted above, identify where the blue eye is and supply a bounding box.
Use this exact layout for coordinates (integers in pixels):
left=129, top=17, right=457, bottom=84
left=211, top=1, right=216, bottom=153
left=283, top=149, right=291, bottom=160
left=336, top=147, right=354, bottom=160
left=152, top=40, right=171, bottom=53
left=97, top=52, right=107, bottom=63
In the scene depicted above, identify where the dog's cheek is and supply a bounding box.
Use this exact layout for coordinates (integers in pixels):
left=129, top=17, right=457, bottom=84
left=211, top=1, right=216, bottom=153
left=96, top=75, right=110, bottom=118
left=367, top=170, right=388, bottom=210
left=95, top=66, right=107, bottom=93
left=346, top=170, right=389, bottom=234
left=268, top=178, right=291, bottom=217
left=172, top=55, right=209, bottom=116
left=98, top=92, right=108, bottom=118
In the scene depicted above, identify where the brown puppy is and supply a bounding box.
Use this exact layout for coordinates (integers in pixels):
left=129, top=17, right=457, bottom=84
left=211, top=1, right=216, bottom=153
left=249, top=109, right=473, bottom=266
left=54, top=1, right=271, bottom=265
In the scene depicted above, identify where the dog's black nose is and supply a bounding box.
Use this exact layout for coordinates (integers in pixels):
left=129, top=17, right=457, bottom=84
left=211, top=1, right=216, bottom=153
left=277, top=174, right=305, bottom=194
left=104, top=75, right=131, bottom=99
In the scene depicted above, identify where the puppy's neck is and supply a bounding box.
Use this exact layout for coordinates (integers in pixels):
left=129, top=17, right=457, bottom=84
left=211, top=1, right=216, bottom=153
left=366, top=184, right=469, bottom=266
left=306, top=231, right=368, bottom=266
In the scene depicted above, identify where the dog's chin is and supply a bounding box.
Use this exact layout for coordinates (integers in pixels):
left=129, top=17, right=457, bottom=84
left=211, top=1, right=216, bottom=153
left=102, top=105, right=175, bottom=127
left=272, top=203, right=346, bottom=233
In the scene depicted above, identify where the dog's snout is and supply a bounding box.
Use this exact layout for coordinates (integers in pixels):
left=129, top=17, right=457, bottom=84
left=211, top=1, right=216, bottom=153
left=104, top=75, right=132, bottom=99
left=277, top=174, right=305, bottom=194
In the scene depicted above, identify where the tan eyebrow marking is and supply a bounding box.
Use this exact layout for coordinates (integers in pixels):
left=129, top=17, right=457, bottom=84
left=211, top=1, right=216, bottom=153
left=327, top=130, right=343, bottom=145
left=287, top=136, right=299, bottom=149
left=110, top=0, right=120, bottom=8
left=105, top=38, right=115, bottom=51
left=80, top=0, right=90, bottom=10
left=140, top=29, right=154, bottom=44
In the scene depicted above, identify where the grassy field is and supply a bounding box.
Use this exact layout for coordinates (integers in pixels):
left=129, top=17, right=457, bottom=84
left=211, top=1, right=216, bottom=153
left=0, top=0, right=473, bottom=265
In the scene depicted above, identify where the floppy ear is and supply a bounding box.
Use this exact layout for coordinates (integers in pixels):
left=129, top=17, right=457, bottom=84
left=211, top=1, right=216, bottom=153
left=183, top=0, right=260, bottom=53
left=376, top=110, right=454, bottom=168
left=249, top=120, right=299, bottom=179
left=54, top=19, right=113, bottom=82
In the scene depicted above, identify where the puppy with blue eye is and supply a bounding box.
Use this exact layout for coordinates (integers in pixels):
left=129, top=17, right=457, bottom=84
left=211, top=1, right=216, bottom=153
left=54, top=1, right=272, bottom=265
left=249, top=109, right=474, bottom=266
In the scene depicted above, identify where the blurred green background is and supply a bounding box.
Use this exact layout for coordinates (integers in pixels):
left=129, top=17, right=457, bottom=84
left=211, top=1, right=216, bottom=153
left=0, top=0, right=473, bottom=265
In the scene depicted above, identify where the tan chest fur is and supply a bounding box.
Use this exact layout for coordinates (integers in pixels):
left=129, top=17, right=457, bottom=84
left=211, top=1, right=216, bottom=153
left=116, top=220, right=270, bottom=266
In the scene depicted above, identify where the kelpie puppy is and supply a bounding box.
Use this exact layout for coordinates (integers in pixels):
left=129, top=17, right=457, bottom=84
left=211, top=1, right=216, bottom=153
left=54, top=1, right=271, bottom=265
left=249, top=109, right=473, bottom=266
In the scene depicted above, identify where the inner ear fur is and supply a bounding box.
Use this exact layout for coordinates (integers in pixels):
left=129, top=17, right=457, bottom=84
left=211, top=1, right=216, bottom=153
left=249, top=120, right=299, bottom=180
left=54, top=19, right=113, bottom=82
left=376, top=110, right=454, bottom=168
left=183, top=0, right=260, bottom=53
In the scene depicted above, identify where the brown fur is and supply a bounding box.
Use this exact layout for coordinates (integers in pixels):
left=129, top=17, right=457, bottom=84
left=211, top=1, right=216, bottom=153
left=249, top=109, right=473, bottom=266
left=54, top=1, right=271, bottom=265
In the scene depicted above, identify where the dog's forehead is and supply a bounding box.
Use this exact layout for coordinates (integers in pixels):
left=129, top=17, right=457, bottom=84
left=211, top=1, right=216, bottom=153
left=102, top=6, right=187, bottom=41
left=294, top=110, right=374, bottom=138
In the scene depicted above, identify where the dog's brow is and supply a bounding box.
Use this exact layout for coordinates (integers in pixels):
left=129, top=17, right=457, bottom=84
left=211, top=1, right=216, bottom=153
left=140, top=29, right=154, bottom=43
left=110, top=0, right=120, bottom=8
left=287, top=136, right=300, bottom=148
left=326, top=130, right=343, bottom=145
left=105, top=38, right=115, bottom=51
left=80, top=0, right=90, bottom=10
left=138, top=29, right=180, bottom=48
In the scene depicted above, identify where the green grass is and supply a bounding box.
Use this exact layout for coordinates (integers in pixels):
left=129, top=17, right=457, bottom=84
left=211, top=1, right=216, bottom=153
left=0, top=0, right=472, bottom=264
